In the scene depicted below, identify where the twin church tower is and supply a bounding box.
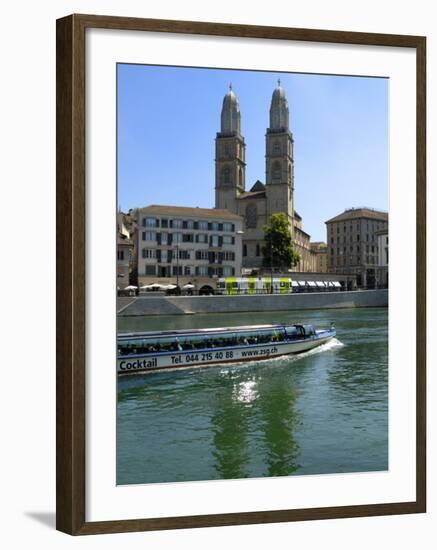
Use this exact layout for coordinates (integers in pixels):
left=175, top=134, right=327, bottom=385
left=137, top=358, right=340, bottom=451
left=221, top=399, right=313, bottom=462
left=215, top=81, right=305, bottom=270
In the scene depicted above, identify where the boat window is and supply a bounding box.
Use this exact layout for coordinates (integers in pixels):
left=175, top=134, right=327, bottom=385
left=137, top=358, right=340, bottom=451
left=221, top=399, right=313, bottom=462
left=285, top=325, right=305, bottom=339
left=303, top=325, right=315, bottom=336
left=117, top=327, right=287, bottom=355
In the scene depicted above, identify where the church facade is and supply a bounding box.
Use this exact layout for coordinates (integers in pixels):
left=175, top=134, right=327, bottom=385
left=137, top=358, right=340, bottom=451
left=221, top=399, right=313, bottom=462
left=214, top=82, right=315, bottom=273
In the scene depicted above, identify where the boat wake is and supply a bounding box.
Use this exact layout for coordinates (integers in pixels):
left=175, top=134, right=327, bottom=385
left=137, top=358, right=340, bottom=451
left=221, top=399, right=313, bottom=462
left=218, top=337, right=344, bottom=375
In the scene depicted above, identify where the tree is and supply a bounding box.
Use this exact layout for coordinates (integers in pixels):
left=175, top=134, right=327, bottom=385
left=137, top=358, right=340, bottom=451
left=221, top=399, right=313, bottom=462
left=262, top=213, right=300, bottom=271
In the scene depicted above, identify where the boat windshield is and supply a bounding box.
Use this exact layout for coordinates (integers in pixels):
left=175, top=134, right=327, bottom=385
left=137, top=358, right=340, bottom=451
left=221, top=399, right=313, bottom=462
left=284, top=325, right=306, bottom=340
left=117, top=327, right=287, bottom=356
left=302, top=324, right=316, bottom=336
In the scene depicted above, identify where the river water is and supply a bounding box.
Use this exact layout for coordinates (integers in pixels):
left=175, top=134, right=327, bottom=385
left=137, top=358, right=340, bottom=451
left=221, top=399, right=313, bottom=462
left=117, top=307, right=388, bottom=485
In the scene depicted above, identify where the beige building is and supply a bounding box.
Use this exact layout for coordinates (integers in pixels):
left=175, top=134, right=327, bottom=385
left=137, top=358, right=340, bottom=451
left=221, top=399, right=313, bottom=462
left=214, top=82, right=316, bottom=272
left=310, top=241, right=328, bottom=273
left=376, top=229, right=389, bottom=288
left=293, top=212, right=316, bottom=272
left=117, top=213, right=134, bottom=289
left=137, top=205, right=243, bottom=293
left=325, top=207, right=388, bottom=288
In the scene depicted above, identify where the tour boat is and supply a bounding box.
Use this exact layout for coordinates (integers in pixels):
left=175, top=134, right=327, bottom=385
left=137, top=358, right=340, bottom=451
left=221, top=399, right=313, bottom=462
left=117, top=323, right=336, bottom=375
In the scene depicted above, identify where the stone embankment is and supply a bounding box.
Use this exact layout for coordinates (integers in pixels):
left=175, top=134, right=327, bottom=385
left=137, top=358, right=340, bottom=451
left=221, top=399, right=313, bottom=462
left=117, top=289, right=388, bottom=316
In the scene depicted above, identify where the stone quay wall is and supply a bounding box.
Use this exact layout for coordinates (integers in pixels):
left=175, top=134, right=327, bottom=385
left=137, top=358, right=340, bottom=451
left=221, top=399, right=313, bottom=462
left=117, top=289, right=388, bottom=317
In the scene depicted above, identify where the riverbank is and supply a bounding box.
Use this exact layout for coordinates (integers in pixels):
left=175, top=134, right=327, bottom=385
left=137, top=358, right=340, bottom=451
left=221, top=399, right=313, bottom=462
left=117, top=289, right=388, bottom=316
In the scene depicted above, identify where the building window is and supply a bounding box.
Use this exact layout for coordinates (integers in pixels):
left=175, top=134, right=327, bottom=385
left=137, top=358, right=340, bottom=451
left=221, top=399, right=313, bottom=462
left=256, top=244, right=260, bottom=256
left=223, top=222, right=232, bottom=232
left=245, top=204, right=257, bottom=229
left=143, top=231, right=156, bottom=241
left=184, top=266, right=191, bottom=276
left=243, top=244, right=247, bottom=257
left=273, top=141, right=281, bottom=155
left=238, top=166, right=243, bottom=187
left=173, top=219, right=183, bottom=229
left=142, top=249, right=155, bottom=259
left=222, top=235, right=233, bottom=245
left=160, top=250, right=168, bottom=263
left=197, top=233, right=208, bottom=244
left=117, top=250, right=124, bottom=261
left=161, top=232, right=168, bottom=245
left=223, top=266, right=233, bottom=276
left=198, top=220, right=208, bottom=230
left=272, top=161, right=281, bottom=183
left=161, top=219, right=168, bottom=228
left=173, top=232, right=182, bottom=243
left=186, top=220, right=194, bottom=229
left=197, top=265, right=208, bottom=276
left=177, top=250, right=190, bottom=260
left=145, top=265, right=156, bottom=276
left=211, top=235, right=219, bottom=247
left=195, top=250, right=209, bottom=261
left=144, top=217, right=157, bottom=227
left=221, top=166, right=231, bottom=185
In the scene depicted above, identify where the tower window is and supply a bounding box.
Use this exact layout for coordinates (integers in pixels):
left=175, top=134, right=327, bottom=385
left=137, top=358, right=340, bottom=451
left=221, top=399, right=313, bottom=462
left=273, top=141, right=281, bottom=155
left=243, top=244, right=247, bottom=257
left=272, top=161, right=281, bottom=183
left=221, top=166, right=232, bottom=185
left=245, top=204, right=257, bottom=229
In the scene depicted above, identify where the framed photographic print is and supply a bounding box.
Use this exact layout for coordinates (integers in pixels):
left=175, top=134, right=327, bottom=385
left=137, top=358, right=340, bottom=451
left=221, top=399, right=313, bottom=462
left=56, top=14, right=426, bottom=535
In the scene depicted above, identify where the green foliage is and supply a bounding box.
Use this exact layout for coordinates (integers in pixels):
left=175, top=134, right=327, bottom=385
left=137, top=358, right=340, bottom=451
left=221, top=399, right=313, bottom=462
left=262, top=213, right=300, bottom=271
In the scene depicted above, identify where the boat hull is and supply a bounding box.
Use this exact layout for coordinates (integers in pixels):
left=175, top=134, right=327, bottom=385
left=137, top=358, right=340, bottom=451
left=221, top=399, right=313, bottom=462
left=117, top=330, right=335, bottom=375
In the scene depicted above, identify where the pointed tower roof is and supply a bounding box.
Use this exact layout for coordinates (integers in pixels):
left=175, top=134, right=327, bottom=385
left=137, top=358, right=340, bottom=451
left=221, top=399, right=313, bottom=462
left=269, top=79, right=289, bottom=131
left=220, top=84, right=241, bottom=135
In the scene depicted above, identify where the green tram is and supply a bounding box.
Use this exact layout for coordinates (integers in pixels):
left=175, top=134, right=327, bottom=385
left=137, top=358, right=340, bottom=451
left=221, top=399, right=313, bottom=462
left=216, top=277, right=293, bottom=295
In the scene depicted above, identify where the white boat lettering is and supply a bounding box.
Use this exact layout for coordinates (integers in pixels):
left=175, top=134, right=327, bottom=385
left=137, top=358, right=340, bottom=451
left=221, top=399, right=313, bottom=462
left=241, top=346, right=278, bottom=358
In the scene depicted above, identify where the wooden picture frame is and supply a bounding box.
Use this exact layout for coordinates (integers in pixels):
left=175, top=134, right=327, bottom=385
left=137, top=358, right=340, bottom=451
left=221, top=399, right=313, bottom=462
left=56, top=13, right=426, bottom=535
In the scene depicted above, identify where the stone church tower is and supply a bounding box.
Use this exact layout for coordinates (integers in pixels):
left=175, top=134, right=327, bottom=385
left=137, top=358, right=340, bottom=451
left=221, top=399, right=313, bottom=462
left=215, top=85, right=246, bottom=212
left=265, top=80, right=294, bottom=228
left=215, top=82, right=303, bottom=270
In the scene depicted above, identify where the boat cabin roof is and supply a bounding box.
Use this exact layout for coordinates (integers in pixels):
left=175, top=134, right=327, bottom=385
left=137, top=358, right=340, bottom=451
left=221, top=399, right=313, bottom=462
left=118, top=323, right=309, bottom=341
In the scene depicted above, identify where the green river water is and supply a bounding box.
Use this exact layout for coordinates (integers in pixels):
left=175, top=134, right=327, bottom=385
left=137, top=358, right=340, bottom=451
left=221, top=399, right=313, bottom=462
left=117, top=307, right=388, bottom=485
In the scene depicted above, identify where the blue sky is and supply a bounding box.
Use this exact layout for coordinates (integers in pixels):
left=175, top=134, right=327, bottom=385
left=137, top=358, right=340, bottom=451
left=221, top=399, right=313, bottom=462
left=117, top=64, right=388, bottom=242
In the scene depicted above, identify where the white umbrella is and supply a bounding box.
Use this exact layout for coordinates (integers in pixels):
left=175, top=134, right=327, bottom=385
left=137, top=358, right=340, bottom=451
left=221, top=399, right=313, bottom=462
left=140, top=284, right=155, bottom=290
left=164, top=284, right=177, bottom=290
left=182, top=283, right=195, bottom=289
left=123, top=285, right=137, bottom=290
